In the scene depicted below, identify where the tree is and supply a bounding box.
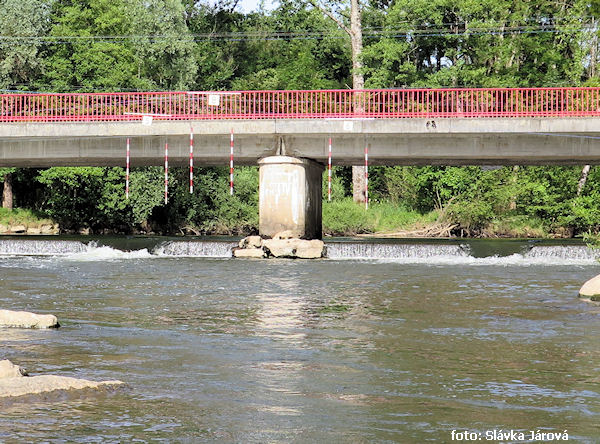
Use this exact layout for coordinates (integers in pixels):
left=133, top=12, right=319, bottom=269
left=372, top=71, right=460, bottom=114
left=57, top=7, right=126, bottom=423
left=309, top=0, right=367, bottom=203
left=0, top=0, right=51, bottom=91
left=0, top=168, right=16, bottom=209
left=42, top=0, right=197, bottom=92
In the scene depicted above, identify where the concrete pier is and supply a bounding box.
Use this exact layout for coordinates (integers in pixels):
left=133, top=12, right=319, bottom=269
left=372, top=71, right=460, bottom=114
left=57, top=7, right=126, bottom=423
left=258, top=156, right=323, bottom=239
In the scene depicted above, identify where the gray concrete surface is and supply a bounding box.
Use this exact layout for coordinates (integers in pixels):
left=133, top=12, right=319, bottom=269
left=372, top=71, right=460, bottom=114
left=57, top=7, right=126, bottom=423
left=258, top=156, right=323, bottom=239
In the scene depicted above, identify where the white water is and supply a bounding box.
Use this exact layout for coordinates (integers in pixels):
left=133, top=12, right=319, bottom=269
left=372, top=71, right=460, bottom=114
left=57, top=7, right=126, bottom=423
left=154, top=240, right=238, bottom=258
left=0, top=239, right=598, bottom=266
left=325, top=243, right=599, bottom=266
left=64, top=244, right=153, bottom=261
left=0, top=239, right=87, bottom=256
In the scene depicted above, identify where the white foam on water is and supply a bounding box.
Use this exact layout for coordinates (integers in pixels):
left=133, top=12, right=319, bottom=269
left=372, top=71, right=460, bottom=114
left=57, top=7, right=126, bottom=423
left=325, top=243, right=599, bottom=266
left=63, top=244, right=153, bottom=261
left=0, top=239, right=88, bottom=256
left=154, top=241, right=237, bottom=258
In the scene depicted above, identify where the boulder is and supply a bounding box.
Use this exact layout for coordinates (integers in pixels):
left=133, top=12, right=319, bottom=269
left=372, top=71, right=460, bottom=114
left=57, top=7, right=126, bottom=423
left=0, top=360, right=124, bottom=400
left=580, top=274, right=600, bottom=302
left=27, top=227, right=42, bottom=235
left=295, top=239, right=325, bottom=259
left=263, top=238, right=324, bottom=258
left=263, top=238, right=298, bottom=258
left=0, top=224, right=8, bottom=234
left=0, top=360, right=27, bottom=379
left=233, top=248, right=265, bottom=259
left=238, top=235, right=263, bottom=249
left=0, top=310, right=60, bottom=329
left=9, top=225, right=26, bottom=234
left=40, top=224, right=58, bottom=235
left=273, top=230, right=302, bottom=240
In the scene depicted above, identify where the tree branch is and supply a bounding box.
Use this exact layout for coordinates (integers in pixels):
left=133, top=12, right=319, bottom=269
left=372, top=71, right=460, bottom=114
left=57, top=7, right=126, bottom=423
left=308, top=0, right=352, bottom=36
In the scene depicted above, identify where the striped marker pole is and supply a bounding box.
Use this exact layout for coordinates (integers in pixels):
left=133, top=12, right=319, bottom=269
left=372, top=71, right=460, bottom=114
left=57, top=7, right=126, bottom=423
left=230, top=129, right=234, bottom=195
left=164, top=142, right=168, bottom=204
left=189, top=127, right=194, bottom=194
left=328, top=137, right=332, bottom=201
left=365, top=145, right=369, bottom=210
left=125, top=138, right=130, bottom=200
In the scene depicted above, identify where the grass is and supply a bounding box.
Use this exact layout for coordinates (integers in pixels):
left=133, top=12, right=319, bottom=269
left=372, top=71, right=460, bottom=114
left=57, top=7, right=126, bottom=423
left=322, top=198, right=438, bottom=236
left=0, top=208, right=54, bottom=228
left=323, top=199, right=556, bottom=238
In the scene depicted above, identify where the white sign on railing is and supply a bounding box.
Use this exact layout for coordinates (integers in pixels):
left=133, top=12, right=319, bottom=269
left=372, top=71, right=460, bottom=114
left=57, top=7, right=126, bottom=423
left=142, top=115, right=153, bottom=126
left=208, top=94, right=221, bottom=106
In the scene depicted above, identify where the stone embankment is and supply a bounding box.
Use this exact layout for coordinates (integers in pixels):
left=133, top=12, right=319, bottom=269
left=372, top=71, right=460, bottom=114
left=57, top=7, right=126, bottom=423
left=0, top=309, right=60, bottom=329
left=0, top=224, right=59, bottom=235
left=579, top=274, right=600, bottom=303
left=0, top=360, right=124, bottom=401
left=233, top=231, right=325, bottom=259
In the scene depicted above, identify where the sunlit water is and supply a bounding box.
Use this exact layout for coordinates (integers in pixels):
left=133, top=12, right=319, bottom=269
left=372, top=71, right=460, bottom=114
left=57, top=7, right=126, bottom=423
left=1, top=238, right=599, bottom=442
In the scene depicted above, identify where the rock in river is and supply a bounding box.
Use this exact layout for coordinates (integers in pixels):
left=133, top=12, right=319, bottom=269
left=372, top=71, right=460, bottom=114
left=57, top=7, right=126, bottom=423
left=0, top=360, right=124, bottom=401
left=579, top=274, right=600, bottom=302
left=0, top=309, right=60, bottom=329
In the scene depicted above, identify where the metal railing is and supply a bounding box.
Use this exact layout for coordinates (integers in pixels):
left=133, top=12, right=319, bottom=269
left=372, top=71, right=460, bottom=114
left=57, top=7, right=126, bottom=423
left=1, top=87, right=600, bottom=122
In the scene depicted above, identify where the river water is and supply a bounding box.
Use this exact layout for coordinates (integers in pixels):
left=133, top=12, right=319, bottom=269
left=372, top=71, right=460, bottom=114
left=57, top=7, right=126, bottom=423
left=1, top=238, right=599, bottom=442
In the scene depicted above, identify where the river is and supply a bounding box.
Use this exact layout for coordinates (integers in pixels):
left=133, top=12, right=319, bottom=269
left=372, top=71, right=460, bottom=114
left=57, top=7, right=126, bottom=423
left=1, top=237, right=599, bottom=442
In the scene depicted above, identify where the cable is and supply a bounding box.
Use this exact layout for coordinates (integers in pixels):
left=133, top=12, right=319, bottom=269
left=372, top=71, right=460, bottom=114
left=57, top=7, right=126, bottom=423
left=0, top=21, right=596, bottom=43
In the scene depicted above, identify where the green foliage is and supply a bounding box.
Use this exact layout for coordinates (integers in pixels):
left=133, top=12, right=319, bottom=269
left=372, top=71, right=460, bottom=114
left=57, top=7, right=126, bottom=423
left=322, top=167, right=346, bottom=200
left=323, top=198, right=435, bottom=235
left=0, top=207, right=52, bottom=226
left=0, top=0, right=51, bottom=90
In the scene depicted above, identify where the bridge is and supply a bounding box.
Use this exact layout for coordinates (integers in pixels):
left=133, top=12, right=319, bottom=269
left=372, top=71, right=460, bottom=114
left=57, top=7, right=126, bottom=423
left=1, top=87, right=600, bottom=238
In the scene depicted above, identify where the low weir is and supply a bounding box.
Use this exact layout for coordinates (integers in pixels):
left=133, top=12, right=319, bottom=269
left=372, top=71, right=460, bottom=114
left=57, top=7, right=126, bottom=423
left=0, top=238, right=598, bottom=264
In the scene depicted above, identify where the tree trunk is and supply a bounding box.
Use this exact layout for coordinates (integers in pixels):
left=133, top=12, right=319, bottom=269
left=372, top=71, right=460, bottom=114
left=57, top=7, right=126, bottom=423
left=577, top=165, right=591, bottom=196
left=2, top=173, right=13, bottom=210
left=350, top=0, right=366, bottom=203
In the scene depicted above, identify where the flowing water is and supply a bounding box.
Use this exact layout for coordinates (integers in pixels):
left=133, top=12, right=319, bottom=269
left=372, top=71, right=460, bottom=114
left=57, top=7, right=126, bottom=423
left=1, top=237, right=600, bottom=442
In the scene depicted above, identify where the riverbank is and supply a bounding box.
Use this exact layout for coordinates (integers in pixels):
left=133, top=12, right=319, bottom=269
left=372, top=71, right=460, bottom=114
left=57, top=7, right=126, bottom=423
left=0, top=209, right=58, bottom=235
left=0, top=202, right=576, bottom=239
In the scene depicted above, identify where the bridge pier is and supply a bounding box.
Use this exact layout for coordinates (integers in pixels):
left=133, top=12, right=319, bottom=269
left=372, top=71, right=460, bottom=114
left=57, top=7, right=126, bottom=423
left=258, top=156, right=323, bottom=240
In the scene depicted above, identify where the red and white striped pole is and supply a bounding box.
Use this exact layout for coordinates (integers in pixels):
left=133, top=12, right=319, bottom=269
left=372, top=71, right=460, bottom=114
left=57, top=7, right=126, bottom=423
left=164, top=142, right=169, bottom=204
left=189, top=127, right=194, bottom=194
left=229, top=129, right=234, bottom=195
left=365, top=144, right=369, bottom=210
left=125, top=138, right=130, bottom=200
left=328, top=137, right=332, bottom=201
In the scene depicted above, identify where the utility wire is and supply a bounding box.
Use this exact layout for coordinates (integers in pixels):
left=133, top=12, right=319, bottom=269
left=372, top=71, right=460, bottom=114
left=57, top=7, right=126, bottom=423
left=0, top=21, right=597, bottom=43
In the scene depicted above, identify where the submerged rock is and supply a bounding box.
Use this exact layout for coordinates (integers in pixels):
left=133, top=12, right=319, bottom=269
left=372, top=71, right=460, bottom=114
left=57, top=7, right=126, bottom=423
left=0, top=309, right=60, bottom=329
left=0, top=360, right=124, bottom=401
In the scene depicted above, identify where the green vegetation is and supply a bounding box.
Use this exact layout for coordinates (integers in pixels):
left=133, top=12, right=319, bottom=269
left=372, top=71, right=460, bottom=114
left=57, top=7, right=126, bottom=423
left=0, top=208, right=53, bottom=228
left=2, top=0, right=600, bottom=236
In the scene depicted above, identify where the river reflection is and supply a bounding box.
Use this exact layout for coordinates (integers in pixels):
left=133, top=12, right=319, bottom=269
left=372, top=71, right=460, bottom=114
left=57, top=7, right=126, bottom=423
left=1, top=252, right=600, bottom=442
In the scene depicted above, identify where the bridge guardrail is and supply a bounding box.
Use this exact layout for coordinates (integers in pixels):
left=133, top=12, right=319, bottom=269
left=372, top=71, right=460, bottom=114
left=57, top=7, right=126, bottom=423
left=1, top=88, right=600, bottom=122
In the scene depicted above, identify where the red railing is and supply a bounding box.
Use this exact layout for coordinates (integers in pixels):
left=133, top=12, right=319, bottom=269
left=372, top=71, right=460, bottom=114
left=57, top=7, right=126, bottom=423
left=1, top=88, right=600, bottom=122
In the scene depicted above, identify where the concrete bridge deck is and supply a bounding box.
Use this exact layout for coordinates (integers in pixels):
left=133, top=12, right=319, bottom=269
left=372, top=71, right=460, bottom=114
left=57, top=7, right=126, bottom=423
left=1, top=117, right=600, bottom=167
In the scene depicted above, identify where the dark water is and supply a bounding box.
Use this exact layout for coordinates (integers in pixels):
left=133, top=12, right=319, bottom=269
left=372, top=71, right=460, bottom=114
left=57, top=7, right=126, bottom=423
left=1, top=239, right=600, bottom=442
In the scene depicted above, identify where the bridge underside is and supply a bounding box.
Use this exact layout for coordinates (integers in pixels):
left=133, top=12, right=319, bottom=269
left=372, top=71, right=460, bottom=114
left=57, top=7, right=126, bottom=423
left=1, top=118, right=600, bottom=167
